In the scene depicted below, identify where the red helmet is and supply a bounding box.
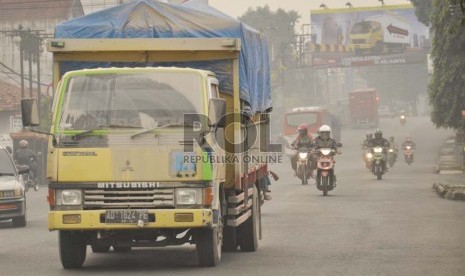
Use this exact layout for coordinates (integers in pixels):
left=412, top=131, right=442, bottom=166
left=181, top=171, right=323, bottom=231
left=297, top=123, right=308, bottom=131
left=297, top=123, right=308, bottom=136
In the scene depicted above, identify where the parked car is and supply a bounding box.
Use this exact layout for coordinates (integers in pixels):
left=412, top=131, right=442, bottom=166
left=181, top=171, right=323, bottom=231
left=0, top=146, right=28, bottom=227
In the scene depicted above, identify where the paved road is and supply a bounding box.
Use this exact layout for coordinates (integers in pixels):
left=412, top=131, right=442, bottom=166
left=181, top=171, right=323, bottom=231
left=1, top=117, right=465, bottom=276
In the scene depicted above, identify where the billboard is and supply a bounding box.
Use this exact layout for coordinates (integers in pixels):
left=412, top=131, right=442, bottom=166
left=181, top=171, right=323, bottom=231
left=310, top=4, right=430, bottom=67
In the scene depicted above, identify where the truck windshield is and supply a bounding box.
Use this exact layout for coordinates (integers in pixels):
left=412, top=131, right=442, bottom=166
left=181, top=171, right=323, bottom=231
left=351, top=22, right=371, bottom=34
left=286, top=113, right=318, bottom=128
left=58, top=72, right=203, bottom=131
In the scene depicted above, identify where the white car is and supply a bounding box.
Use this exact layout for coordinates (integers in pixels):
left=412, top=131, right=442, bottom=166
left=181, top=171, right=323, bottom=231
left=0, top=146, right=28, bottom=227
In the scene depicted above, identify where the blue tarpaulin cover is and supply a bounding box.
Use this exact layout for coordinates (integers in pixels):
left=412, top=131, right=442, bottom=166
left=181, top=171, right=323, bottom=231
left=55, top=0, right=271, bottom=113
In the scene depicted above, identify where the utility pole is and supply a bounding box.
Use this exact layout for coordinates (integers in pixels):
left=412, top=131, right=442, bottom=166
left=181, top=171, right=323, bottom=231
left=4, top=25, right=48, bottom=110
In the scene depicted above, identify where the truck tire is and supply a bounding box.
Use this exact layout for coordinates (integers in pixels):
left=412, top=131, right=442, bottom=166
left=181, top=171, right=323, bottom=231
left=91, top=245, right=110, bottom=253
left=196, top=205, right=223, bottom=267
left=59, top=231, right=86, bottom=269
left=12, top=215, right=26, bottom=227
left=238, top=185, right=259, bottom=252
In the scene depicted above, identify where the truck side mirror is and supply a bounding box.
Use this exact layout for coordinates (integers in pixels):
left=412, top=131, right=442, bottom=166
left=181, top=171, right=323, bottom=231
left=208, top=98, right=226, bottom=128
left=21, top=98, right=40, bottom=127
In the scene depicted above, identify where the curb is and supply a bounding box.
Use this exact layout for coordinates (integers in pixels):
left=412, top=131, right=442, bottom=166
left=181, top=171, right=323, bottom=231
left=433, top=183, right=465, bottom=201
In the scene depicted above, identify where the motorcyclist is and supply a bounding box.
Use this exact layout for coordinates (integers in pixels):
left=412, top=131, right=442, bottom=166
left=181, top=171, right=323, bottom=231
left=15, top=140, right=38, bottom=181
left=313, top=125, right=339, bottom=151
left=401, top=135, right=416, bottom=149
left=312, top=125, right=340, bottom=184
left=367, top=129, right=390, bottom=170
left=362, top=133, right=373, bottom=148
left=290, top=123, right=314, bottom=173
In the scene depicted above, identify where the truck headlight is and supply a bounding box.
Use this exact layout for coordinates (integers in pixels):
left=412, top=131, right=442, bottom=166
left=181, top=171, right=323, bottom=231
left=58, top=190, right=82, bottom=206
left=175, top=188, right=202, bottom=206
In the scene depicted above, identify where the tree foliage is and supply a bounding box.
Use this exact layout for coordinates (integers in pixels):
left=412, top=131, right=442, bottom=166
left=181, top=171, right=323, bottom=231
left=238, top=6, right=300, bottom=89
left=428, top=0, right=465, bottom=129
left=410, top=0, right=434, bottom=26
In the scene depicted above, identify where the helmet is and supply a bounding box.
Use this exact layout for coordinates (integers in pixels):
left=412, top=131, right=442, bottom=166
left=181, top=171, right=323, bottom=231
left=319, top=124, right=331, bottom=139
left=297, top=123, right=308, bottom=136
left=374, top=129, right=383, bottom=139
left=389, top=136, right=395, bottom=142
left=366, top=132, right=373, bottom=139
left=19, top=140, right=28, bottom=148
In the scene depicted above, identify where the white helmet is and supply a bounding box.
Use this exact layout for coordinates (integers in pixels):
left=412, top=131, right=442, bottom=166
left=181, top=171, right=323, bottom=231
left=318, top=125, right=331, bottom=139
left=319, top=125, right=331, bottom=132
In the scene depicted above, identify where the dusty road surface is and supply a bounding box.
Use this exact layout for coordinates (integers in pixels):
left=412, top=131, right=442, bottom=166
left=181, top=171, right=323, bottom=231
left=1, top=117, right=464, bottom=276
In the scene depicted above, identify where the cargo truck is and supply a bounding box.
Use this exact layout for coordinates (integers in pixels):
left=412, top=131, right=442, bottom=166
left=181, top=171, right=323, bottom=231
left=20, top=1, right=273, bottom=269
left=350, top=14, right=411, bottom=54
left=349, top=88, right=379, bottom=128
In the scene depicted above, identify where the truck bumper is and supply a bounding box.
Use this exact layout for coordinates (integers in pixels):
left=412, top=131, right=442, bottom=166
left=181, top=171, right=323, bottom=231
left=48, top=209, right=212, bottom=231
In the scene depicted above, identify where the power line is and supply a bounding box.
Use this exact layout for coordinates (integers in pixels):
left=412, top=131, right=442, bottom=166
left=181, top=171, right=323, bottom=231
left=0, top=61, right=50, bottom=87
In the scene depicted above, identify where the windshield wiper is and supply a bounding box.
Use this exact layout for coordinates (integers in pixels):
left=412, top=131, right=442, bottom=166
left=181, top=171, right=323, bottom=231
left=72, top=124, right=142, bottom=140
left=130, top=123, right=183, bottom=139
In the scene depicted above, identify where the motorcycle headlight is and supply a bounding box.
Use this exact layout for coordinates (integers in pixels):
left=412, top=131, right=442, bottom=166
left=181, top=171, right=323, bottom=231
left=320, top=149, right=332, bottom=156
left=406, top=146, right=411, bottom=150
left=366, top=153, right=373, bottom=159
left=57, top=190, right=82, bottom=206
left=175, top=188, right=202, bottom=206
left=374, top=147, right=383, bottom=153
left=401, top=115, right=405, bottom=119
left=389, top=149, right=394, bottom=153
left=298, top=152, right=308, bottom=159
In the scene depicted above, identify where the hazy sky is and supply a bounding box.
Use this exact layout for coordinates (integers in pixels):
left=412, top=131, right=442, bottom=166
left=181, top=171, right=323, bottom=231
left=209, top=0, right=410, bottom=25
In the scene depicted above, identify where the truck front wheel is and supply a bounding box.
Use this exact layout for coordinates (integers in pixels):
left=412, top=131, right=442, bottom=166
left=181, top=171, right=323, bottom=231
left=59, top=231, right=86, bottom=269
left=238, top=185, right=259, bottom=252
left=196, top=206, right=223, bottom=267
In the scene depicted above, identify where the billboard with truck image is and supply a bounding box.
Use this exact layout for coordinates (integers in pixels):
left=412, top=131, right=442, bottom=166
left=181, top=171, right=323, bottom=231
left=310, top=4, right=429, bottom=60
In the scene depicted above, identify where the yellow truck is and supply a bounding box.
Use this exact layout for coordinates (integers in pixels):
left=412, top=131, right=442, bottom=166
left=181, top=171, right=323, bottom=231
left=350, top=15, right=410, bottom=54
left=21, top=37, right=273, bottom=268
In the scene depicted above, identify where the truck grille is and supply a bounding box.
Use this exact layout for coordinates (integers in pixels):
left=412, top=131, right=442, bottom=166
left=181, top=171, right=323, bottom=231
left=83, top=188, right=175, bottom=209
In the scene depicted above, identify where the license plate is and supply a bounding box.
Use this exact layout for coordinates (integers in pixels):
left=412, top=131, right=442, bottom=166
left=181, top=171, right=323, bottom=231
left=105, top=210, right=149, bottom=224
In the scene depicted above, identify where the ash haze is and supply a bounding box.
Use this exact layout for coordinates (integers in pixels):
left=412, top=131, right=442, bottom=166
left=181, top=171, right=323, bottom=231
left=209, top=0, right=410, bottom=26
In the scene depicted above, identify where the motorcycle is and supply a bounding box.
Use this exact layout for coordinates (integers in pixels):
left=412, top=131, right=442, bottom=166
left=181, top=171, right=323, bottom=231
left=371, top=146, right=387, bottom=180
left=315, top=146, right=340, bottom=196
left=16, top=157, right=39, bottom=192
left=404, top=146, right=414, bottom=165
left=295, top=147, right=312, bottom=185
left=400, top=114, right=406, bottom=126
left=388, top=148, right=397, bottom=168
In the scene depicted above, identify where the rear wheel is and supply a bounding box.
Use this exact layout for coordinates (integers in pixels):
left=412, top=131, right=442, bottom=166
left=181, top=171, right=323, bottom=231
left=238, top=185, right=259, bottom=252
left=113, top=246, right=131, bottom=253
left=59, top=231, right=86, bottom=269
left=91, top=245, right=110, bottom=253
